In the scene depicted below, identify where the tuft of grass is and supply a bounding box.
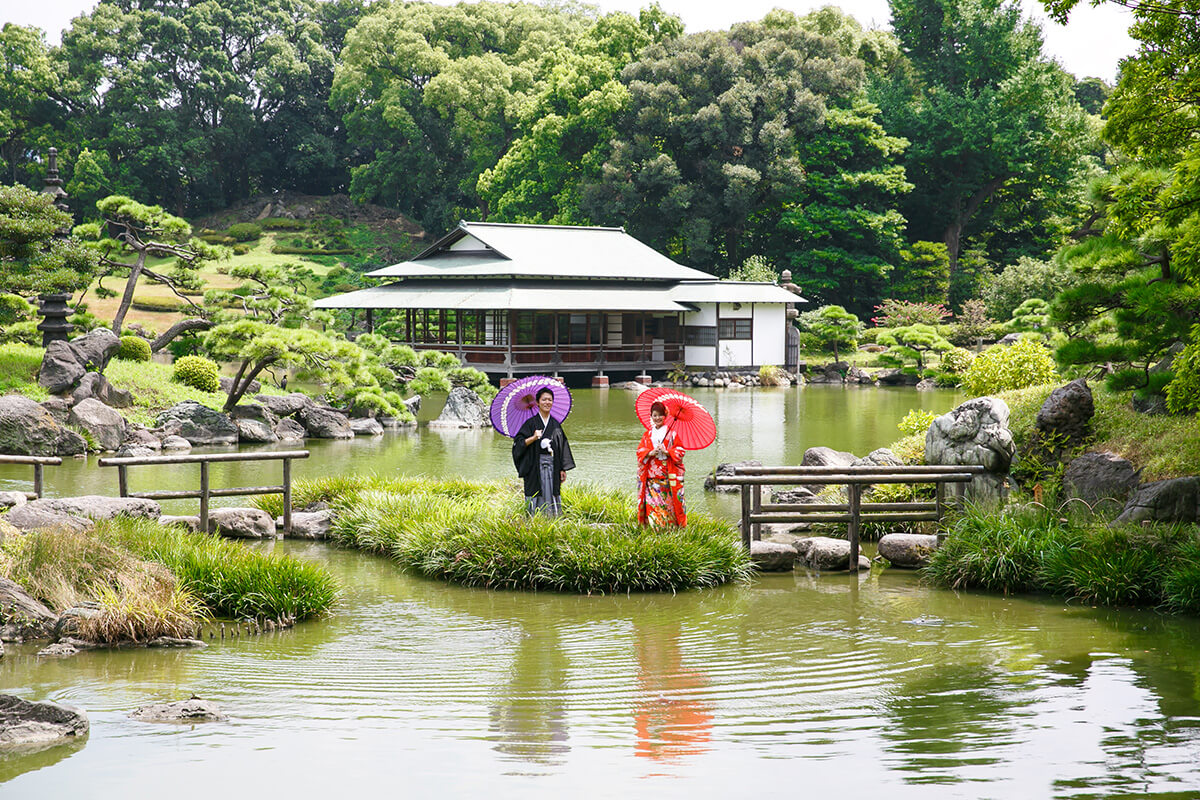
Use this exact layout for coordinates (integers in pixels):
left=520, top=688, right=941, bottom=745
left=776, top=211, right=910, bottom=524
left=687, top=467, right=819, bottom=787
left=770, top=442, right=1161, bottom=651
left=320, top=478, right=750, bottom=593
left=104, top=517, right=338, bottom=621
left=925, top=504, right=1200, bottom=612
left=77, top=583, right=204, bottom=644
left=253, top=473, right=500, bottom=517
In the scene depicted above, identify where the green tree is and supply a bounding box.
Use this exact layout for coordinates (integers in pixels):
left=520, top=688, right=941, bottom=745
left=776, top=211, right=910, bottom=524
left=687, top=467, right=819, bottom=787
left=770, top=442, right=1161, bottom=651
left=0, top=25, right=64, bottom=186
left=801, top=304, right=863, bottom=360
left=728, top=255, right=779, bottom=283
left=875, top=0, right=1094, bottom=291
left=0, top=183, right=95, bottom=295
left=890, top=241, right=950, bottom=304
left=59, top=0, right=344, bottom=215
left=878, top=323, right=952, bottom=370
left=75, top=195, right=217, bottom=336
left=580, top=12, right=867, bottom=273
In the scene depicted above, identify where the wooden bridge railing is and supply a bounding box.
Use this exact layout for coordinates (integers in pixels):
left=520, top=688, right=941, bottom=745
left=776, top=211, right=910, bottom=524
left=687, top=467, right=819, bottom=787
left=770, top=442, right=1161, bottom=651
left=0, top=455, right=62, bottom=500
left=97, top=451, right=309, bottom=535
left=714, top=464, right=990, bottom=571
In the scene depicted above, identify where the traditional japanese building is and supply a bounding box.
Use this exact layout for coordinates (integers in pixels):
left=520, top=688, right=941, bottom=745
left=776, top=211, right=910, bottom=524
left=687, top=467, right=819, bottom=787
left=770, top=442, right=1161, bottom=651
left=314, top=221, right=806, bottom=383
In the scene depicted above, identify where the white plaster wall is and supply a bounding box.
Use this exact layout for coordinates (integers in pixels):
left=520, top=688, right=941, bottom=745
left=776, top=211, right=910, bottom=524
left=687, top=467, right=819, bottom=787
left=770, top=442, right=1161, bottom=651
left=718, top=302, right=752, bottom=319
left=685, top=305, right=716, bottom=326
left=753, top=304, right=786, bottom=366
left=685, top=345, right=717, bottom=367
left=717, top=340, right=753, bottom=367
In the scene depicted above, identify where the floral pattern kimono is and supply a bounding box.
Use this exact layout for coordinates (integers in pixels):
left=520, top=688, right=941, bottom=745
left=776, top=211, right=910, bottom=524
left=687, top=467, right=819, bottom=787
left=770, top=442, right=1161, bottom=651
left=636, top=426, right=686, bottom=527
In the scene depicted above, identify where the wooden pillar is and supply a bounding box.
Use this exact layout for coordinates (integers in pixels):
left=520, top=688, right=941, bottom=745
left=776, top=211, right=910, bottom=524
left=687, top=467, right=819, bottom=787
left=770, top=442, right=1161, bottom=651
left=847, top=483, right=862, bottom=572
left=750, top=302, right=755, bottom=367
left=752, top=484, right=762, bottom=542
left=714, top=303, right=721, bottom=371
left=199, top=461, right=210, bottom=534
left=118, top=465, right=128, bottom=497
left=740, top=484, right=752, bottom=550
left=33, top=464, right=43, bottom=499
left=365, top=308, right=374, bottom=334
left=283, top=458, right=292, bottom=536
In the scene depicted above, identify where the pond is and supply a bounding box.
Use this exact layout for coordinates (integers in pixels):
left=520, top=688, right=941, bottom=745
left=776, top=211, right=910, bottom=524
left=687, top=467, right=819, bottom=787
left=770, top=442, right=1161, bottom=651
left=4, top=386, right=1200, bottom=796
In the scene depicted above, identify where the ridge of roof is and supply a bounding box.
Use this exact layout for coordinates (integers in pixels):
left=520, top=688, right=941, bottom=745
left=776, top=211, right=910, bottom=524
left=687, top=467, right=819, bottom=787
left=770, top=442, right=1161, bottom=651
left=462, top=220, right=626, bottom=232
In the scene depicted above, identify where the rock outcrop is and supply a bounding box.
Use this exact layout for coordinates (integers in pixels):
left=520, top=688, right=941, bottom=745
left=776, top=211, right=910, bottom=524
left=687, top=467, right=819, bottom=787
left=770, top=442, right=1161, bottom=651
left=703, top=460, right=763, bottom=493
left=1114, top=477, right=1200, bottom=526
left=925, top=397, right=1015, bottom=504
left=428, top=387, right=489, bottom=428
left=68, top=398, right=126, bottom=451
left=130, top=697, right=226, bottom=723
left=877, top=533, right=939, bottom=568
left=26, top=496, right=160, bottom=521
left=298, top=405, right=353, bottom=439
left=0, top=395, right=87, bottom=456
left=0, top=578, right=57, bottom=635
left=207, top=507, right=276, bottom=539
left=750, top=540, right=797, bottom=571
left=155, top=401, right=238, bottom=446
left=69, top=372, right=133, bottom=409
left=1063, top=451, right=1140, bottom=513
left=794, top=537, right=871, bottom=571
left=0, top=694, right=89, bottom=746
left=4, top=505, right=94, bottom=533
left=37, top=329, right=120, bottom=393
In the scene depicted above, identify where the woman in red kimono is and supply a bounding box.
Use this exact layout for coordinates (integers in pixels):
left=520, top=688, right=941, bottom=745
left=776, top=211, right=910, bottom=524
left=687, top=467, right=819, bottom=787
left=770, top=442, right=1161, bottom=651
left=637, top=401, right=686, bottom=527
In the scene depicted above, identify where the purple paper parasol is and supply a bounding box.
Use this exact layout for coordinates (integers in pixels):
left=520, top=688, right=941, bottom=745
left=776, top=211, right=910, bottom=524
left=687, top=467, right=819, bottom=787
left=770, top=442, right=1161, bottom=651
left=489, top=375, right=573, bottom=436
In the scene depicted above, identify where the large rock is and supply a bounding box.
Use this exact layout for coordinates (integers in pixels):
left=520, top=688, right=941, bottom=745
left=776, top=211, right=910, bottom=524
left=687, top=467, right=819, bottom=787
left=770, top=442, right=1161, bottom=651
left=0, top=578, right=57, bottom=634
left=53, top=602, right=103, bottom=640
left=159, top=515, right=201, bottom=532
left=806, top=362, right=847, bottom=384
left=875, top=368, right=921, bottom=386
left=349, top=417, right=384, bottom=436
left=845, top=366, right=875, bottom=385
left=69, top=328, right=121, bottom=373
left=68, top=398, right=127, bottom=451
left=794, top=536, right=871, bottom=571
left=0, top=395, right=87, bottom=456
left=298, top=405, right=353, bottom=439
left=1035, top=379, right=1094, bottom=459
left=122, top=426, right=162, bottom=451
left=37, top=341, right=86, bottom=393
left=1114, top=477, right=1200, bottom=526
left=750, top=540, right=797, bottom=571
left=0, top=694, right=89, bottom=746
left=282, top=509, right=333, bottom=540
left=130, top=697, right=225, bottom=723
left=39, top=397, right=71, bottom=425
left=703, top=460, right=763, bottom=493
left=1064, top=451, right=1140, bottom=513
left=37, top=329, right=121, bottom=394
left=0, top=492, right=27, bottom=510
left=802, top=446, right=857, bottom=469
left=230, top=403, right=279, bottom=427
left=403, top=395, right=421, bottom=415
left=428, top=387, right=489, bottom=429
left=877, top=533, right=939, bottom=568
left=273, top=417, right=306, bottom=442
left=4, top=504, right=94, bottom=533
left=155, top=401, right=238, bottom=446
left=160, top=435, right=191, bottom=451
left=208, top=507, right=276, bottom=539
left=925, top=397, right=1015, bottom=504
left=27, top=495, right=160, bottom=521
left=70, top=372, right=132, bottom=409
left=852, top=448, right=904, bottom=469
left=235, top=418, right=277, bottom=444
left=254, top=393, right=313, bottom=418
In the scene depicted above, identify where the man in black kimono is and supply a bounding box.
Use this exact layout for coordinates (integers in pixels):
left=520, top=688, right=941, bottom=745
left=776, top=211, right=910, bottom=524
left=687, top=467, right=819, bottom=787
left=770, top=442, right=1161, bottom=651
left=511, top=387, right=575, bottom=516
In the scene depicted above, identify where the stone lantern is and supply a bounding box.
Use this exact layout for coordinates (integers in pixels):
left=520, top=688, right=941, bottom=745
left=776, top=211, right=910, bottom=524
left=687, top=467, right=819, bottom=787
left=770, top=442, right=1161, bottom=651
left=37, top=147, right=74, bottom=347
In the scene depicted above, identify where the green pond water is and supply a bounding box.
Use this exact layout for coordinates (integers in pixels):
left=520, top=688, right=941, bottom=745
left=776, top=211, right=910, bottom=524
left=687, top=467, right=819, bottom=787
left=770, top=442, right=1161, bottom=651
left=3, top=386, right=1200, bottom=797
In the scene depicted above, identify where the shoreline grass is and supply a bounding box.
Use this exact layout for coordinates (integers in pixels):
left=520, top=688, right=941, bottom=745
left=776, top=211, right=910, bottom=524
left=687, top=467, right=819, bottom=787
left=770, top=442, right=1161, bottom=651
left=258, top=476, right=752, bottom=593
left=0, top=517, right=338, bottom=642
left=924, top=504, right=1200, bottom=613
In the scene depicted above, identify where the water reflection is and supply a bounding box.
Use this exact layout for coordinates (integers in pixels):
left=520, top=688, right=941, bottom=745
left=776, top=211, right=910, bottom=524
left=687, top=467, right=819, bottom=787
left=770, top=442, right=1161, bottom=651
left=490, top=625, right=570, bottom=768
left=632, top=618, right=712, bottom=766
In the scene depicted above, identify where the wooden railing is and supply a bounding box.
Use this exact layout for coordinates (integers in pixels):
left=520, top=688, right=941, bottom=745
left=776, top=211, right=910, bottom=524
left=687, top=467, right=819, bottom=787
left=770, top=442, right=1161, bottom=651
left=714, top=464, right=990, bottom=571
left=97, top=451, right=309, bottom=535
left=0, top=455, right=62, bottom=500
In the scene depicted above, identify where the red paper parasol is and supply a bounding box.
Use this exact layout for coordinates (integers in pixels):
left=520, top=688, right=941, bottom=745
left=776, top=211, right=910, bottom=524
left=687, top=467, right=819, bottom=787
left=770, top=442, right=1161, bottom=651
left=634, top=388, right=716, bottom=450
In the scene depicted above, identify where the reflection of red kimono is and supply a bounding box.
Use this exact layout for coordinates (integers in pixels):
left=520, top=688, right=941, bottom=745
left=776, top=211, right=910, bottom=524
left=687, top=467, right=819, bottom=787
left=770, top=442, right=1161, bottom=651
left=636, top=426, right=686, bottom=527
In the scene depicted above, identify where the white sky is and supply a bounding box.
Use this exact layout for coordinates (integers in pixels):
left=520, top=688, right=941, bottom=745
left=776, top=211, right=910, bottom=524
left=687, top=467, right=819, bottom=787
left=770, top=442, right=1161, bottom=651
left=4, top=0, right=1137, bottom=81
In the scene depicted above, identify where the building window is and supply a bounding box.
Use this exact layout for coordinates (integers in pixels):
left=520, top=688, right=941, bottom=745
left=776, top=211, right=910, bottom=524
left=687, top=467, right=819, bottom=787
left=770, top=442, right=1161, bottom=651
left=684, top=326, right=716, bottom=346
left=718, top=318, right=752, bottom=340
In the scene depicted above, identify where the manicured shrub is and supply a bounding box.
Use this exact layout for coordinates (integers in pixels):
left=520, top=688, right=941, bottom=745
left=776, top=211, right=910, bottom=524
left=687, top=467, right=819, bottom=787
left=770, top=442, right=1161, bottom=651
left=447, top=366, right=498, bottom=400
left=759, top=364, right=788, bottom=386
left=0, top=293, right=32, bottom=325
left=172, top=354, right=220, bottom=393
left=420, top=349, right=461, bottom=370
left=117, top=335, right=152, bottom=362
left=961, top=338, right=1058, bottom=396
left=131, top=295, right=183, bottom=313
left=407, top=366, right=451, bottom=396
left=1, top=320, right=40, bottom=345
left=225, top=222, right=262, bottom=242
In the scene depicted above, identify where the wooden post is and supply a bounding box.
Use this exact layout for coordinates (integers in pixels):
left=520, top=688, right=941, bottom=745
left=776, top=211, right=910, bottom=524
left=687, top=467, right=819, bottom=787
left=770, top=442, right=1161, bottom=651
left=365, top=308, right=374, bottom=334
left=199, top=461, right=210, bottom=534
left=847, top=483, right=862, bottom=572
left=33, top=464, right=43, bottom=498
left=118, top=465, right=128, bottom=497
left=282, top=458, right=292, bottom=536
left=740, top=484, right=752, bottom=550
left=954, top=479, right=967, bottom=509
left=934, top=481, right=944, bottom=521
left=752, top=484, right=762, bottom=542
